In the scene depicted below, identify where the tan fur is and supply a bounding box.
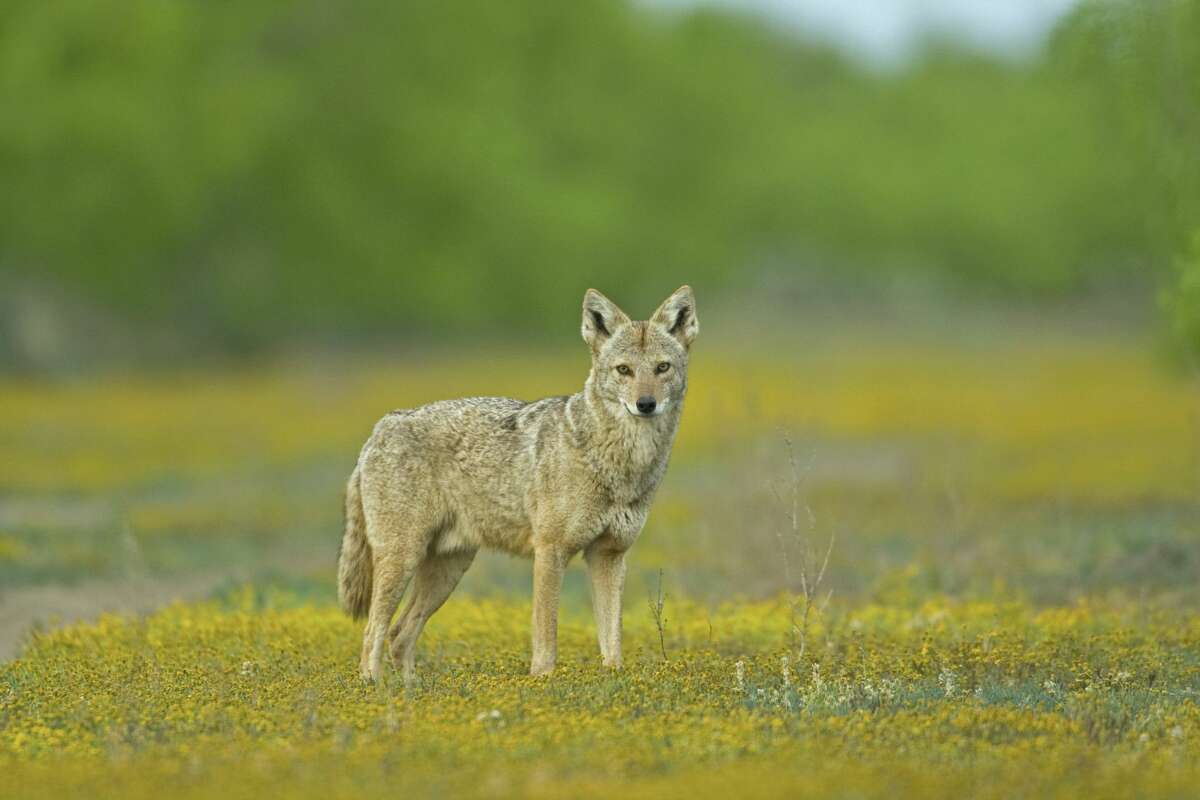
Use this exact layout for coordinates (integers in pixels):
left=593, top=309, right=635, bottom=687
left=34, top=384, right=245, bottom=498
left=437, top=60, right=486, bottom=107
left=337, top=466, right=372, bottom=619
left=337, top=286, right=699, bottom=681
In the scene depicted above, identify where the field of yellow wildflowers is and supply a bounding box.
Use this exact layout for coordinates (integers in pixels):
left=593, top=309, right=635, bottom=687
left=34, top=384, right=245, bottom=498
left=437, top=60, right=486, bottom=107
left=2, top=593, right=1198, bottom=799
left=1, top=318, right=1197, bottom=798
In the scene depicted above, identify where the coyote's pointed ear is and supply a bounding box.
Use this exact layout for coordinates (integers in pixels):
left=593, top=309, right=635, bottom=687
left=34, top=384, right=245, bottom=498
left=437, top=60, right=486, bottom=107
left=651, top=285, right=698, bottom=347
left=581, top=289, right=631, bottom=350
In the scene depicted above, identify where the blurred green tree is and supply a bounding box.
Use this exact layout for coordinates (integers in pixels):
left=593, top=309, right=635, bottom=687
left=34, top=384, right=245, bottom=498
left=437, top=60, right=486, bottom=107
left=0, top=0, right=1160, bottom=357
left=1053, top=0, right=1200, bottom=359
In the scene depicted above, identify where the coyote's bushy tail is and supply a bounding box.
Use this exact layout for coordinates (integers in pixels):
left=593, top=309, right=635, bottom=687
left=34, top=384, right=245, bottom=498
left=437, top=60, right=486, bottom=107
left=337, top=466, right=372, bottom=620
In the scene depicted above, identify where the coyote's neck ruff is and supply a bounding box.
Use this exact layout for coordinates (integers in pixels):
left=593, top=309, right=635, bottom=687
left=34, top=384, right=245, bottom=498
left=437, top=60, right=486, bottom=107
left=572, top=365, right=683, bottom=504
left=338, top=285, right=698, bottom=681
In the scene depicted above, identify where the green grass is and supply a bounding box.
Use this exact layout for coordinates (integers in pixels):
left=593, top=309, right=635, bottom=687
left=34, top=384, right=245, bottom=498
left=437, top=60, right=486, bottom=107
left=1, top=327, right=1196, bottom=600
left=1, top=319, right=1197, bottom=797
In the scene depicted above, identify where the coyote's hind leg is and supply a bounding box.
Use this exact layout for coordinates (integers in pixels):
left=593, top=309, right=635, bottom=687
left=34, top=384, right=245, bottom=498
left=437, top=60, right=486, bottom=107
left=360, top=542, right=422, bottom=681
left=389, top=549, right=476, bottom=683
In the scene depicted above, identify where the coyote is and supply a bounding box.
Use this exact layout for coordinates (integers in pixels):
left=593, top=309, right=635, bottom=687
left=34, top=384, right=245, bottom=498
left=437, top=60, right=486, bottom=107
left=338, top=286, right=698, bottom=681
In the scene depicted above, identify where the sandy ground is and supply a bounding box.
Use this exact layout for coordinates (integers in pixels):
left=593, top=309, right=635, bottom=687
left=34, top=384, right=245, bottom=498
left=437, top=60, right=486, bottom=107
left=0, top=540, right=339, bottom=661
left=0, top=573, right=227, bottom=661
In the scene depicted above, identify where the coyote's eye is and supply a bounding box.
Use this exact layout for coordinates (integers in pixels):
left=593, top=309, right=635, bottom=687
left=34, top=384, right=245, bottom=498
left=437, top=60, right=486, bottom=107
left=616, top=365, right=632, bottom=376
left=656, top=362, right=671, bottom=374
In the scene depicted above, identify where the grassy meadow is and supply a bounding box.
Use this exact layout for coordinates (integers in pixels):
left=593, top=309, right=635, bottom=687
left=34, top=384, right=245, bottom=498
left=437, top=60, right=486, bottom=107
left=2, top=312, right=1198, bottom=798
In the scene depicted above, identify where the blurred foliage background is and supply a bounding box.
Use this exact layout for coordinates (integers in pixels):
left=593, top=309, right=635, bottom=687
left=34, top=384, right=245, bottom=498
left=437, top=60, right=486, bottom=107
left=0, top=0, right=1196, bottom=366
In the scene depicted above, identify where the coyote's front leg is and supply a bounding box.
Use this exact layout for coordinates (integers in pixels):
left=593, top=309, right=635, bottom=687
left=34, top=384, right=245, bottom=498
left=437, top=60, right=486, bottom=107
left=530, top=545, right=566, bottom=676
left=585, top=543, right=626, bottom=668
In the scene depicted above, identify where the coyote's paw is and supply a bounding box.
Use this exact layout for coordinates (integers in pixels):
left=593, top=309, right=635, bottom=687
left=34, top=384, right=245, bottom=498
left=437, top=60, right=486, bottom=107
left=359, top=657, right=383, bottom=684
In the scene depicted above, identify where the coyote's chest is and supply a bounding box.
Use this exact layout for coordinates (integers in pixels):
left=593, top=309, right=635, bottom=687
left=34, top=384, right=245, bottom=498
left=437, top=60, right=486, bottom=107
left=598, top=503, right=650, bottom=550
left=588, top=416, right=674, bottom=505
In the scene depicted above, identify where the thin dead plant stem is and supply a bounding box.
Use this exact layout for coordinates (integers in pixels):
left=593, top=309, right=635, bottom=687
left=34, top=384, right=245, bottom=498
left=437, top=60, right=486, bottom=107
left=771, top=433, right=835, bottom=666
left=648, top=568, right=668, bottom=661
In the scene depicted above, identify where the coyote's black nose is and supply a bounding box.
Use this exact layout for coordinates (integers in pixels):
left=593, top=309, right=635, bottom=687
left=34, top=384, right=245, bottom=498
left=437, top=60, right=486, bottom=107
left=636, top=396, right=656, bottom=414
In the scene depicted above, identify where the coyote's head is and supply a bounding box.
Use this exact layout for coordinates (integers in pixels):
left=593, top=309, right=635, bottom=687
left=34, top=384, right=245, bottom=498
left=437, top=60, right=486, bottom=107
left=581, top=285, right=699, bottom=419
